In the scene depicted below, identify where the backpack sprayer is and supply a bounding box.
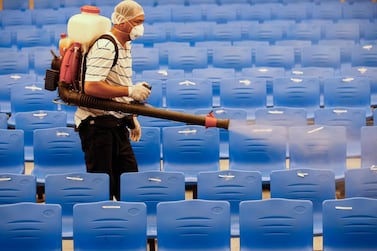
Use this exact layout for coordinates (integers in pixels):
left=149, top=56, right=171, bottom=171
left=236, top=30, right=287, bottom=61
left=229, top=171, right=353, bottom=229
left=45, top=5, right=229, bottom=130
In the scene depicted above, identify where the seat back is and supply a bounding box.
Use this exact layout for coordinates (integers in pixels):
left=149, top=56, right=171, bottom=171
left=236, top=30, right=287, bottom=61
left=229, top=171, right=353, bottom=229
left=270, top=168, right=336, bottom=235
left=0, top=202, right=62, bottom=251
left=345, top=167, right=377, bottom=199
left=0, top=174, right=36, bottom=204
left=360, top=126, right=377, bottom=168
left=255, top=45, right=295, bottom=69
left=131, top=127, right=161, bottom=171
left=219, top=77, right=267, bottom=119
left=0, top=129, right=24, bottom=174
left=322, top=76, right=371, bottom=117
left=197, top=170, right=262, bottom=236
left=300, top=45, right=341, bottom=68
left=120, top=171, right=185, bottom=237
left=14, top=110, right=67, bottom=161
left=165, top=78, right=213, bottom=110
left=157, top=199, right=231, bottom=251
left=73, top=201, right=147, bottom=251
left=288, top=125, right=347, bottom=180
left=229, top=124, right=287, bottom=183
left=162, top=125, right=220, bottom=184
left=255, top=107, right=308, bottom=126
left=239, top=198, right=313, bottom=251
left=45, top=172, right=109, bottom=238
left=32, top=127, right=86, bottom=183
left=272, top=77, right=321, bottom=118
left=314, top=108, right=366, bottom=157
left=323, top=197, right=377, bottom=251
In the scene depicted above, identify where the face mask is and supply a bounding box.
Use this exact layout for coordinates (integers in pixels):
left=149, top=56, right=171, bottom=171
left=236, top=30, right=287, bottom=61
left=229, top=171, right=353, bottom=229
left=129, top=24, right=144, bottom=40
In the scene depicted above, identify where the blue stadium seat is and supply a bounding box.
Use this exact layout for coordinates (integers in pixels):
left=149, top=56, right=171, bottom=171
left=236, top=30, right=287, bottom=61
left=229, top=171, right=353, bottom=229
left=73, top=201, right=147, bottom=251
left=247, top=22, right=284, bottom=43
left=153, top=42, right=190, bottom=65
left=143, top=6, right=172, bottom=24
left=360, top=126, right=377, bottom=169
left=311, top=2, right=342, bottom=21
left=167, top=47, right=208, bottom=72
left=121, top=171, right=185, bottom=238
left=238, top=4, right=272, bottom=21
left=32, top=9, right=67, bottom=27
left=255, top=107, right=308, bottom=127
left=0, top=10, right=33, bottom=26
left=132, top=47, right=160, bottom=73
left=61, top=0, right=91, bottom=7
left=8, top=82, right=59, bottom=127
left=341, top=66, right=377, bottom=105
left=162, top=125, right=220, bottom=184
left=314, top=108, right=366, bottom=157
left=219, top=77, right=267, bottom=119
left=0, top=129, right=24, bottom=174
left=212, top=46, right=252, bottom=70
left=323, top=23, right=360, bottom=43
left=207, top=23, right=244, bottom=42
left=2, top=0, right=29, bottom=10
left=342, top=2, right=376, bottom=20
left=157, top=199, right=231, bottom=251
left=300, top=45, right=341, bottom=69
left=0, top=51, right=29, bottom=75
left=351, top=44, right=377, bottom=67
left=229, top=124, right=288, bottom=183
left=171, top=6, right=203, bottom=22
left=270, top=168, right=336, bottom=235
left=33, top=0, right=61, bottom=9
left=272, top=77, right=321, bottom=119
left=14, top=110, right=67, bottom=161
left=170, top=23, right=208, bottom=43
left=273, top=3, right=311, bottom=21
left=286, top=23, right=322, bottom=43
left=254, top=45, right=295, bottom=69
left=130, top=127, right=161, bottom=172
left=318, top=39, right=355, bottom=63
left=165, top=78, right=213, bottom=110
left=345, top=167, right=377, bottom=199
left=0, top=73, right=36, bottom=114
left=0, top=202, right=62, bottom=251
left=322, top=76, right=371, bottom=118
left=197, top=170, right=262, bottom=237
left=322, top=197, right=377, bottom=251
left=239, top=198, right=313, bottom=251
left=288, top=125, right=347, bottom=180
left=45, top=172, right=109, bottom=239
left=205, top=5, right=238, bottom=23
left=32, top=127, right=86, bottom=184
left=0, top=173, right=36, bottom=204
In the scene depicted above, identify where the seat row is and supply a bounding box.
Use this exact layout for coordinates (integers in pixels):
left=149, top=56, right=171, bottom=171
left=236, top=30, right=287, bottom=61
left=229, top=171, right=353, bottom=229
left=2, top=20, right=376, bottom=49
left=3, top=198, right=377, bottom=251
left=0, top=170, right=377, bottom=250
left=2, top=122, right=377, bottom=181
left=2, top=1, right=376, bottom=27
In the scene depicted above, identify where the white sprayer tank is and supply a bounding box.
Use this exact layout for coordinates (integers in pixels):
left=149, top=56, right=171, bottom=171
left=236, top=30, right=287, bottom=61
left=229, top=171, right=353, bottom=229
left=67, top=5, right=111, bottom=52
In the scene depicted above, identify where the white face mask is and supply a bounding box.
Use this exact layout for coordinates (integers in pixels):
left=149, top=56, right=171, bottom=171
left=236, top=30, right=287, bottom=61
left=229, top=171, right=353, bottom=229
left=130, top=24, right=144, bottom=40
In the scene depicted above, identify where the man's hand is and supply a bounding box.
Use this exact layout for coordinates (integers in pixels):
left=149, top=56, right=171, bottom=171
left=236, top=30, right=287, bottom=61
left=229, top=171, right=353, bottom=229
left=129, top=82, right=151, bottom=101
left=130, top=116, right=141, bottom=142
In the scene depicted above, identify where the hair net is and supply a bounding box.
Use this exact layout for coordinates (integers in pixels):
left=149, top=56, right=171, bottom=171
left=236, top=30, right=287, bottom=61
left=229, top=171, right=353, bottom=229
left=111, top=0, right=144, bottom=24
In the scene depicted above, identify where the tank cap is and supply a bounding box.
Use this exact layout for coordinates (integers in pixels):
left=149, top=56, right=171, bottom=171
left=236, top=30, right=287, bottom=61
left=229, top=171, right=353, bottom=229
left=80, top=5, right=100, bottom=14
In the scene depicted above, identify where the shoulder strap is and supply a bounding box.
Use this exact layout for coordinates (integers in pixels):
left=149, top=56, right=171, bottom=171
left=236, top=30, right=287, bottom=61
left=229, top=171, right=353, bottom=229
left=80, top=34, right=119, bottom=93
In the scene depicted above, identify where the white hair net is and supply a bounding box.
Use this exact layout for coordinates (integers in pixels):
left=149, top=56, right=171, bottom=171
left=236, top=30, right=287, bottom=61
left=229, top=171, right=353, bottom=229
left=111, top=0, right=144, bottom=24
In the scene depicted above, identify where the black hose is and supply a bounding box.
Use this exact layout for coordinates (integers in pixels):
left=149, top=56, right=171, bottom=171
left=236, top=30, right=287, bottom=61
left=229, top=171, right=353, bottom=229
left=58, top=82, right=230, bottom=130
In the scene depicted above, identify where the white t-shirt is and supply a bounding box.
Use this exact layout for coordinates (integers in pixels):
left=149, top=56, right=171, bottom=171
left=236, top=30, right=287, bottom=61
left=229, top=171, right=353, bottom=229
left=75, top=33, right=133, bottom=127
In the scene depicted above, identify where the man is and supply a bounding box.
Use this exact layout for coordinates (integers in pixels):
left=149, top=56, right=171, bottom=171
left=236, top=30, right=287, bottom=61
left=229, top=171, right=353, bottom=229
left=75, top=0, right=151, bottom=200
